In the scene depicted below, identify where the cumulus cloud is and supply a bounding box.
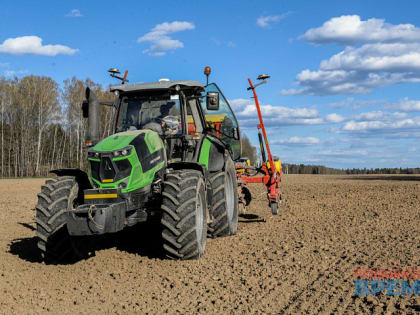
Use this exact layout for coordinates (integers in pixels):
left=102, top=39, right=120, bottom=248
left=325, top=113, right=345, bottom=123
left=0, top=36, right=78, bottom=56
left=138, top=21, right=195, bottom=56
left=387, top=98, right=420, bottom=112
left=272, top=136, right=321, bottom=146
left=325, top=107, right=420, bottom=140
left=66, top=9, right=82, bottom=17
left=302, top=15, right=420, bottom=45
left=352, top=110, right=407, bottom=121
left=229, top=98, right=323, bottom=128
left=342, top=118, right=420, bottom=132
left=283, top=15, right=420, bottom=95
left=340, top=110, right=420, bottom=136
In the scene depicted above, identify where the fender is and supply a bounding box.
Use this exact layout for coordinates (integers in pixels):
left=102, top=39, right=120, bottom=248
left=168, top=162, right=208, bottom=179
left=50, top=169, right=92, bottom=200
left=197, top=136, right=226, bottom=173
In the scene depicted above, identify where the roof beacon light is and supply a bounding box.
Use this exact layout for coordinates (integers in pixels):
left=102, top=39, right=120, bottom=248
left=204, top=66, right=211, bottom=85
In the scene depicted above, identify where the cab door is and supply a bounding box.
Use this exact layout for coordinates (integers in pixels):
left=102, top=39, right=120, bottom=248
left=200, top=83, right=241, bottom=161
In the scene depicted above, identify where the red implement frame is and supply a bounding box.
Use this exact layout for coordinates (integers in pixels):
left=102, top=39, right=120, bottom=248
left=237, top=78, right=282, bottom=211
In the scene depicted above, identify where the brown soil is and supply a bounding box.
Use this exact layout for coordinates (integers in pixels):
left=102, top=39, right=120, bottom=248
left=1, top=175, right=419, bottom=314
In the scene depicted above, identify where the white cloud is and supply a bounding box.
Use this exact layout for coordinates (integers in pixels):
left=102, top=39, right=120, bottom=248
left=302, top=15, right=420, bottom=45
left=4, top=69, right=28, bottom=77
left=317, top=149, right=369, bottom=157
left=0, top=36, right=78, bottom=56
left=387, top=98, right=420, bottom=112
left=138, top=21, right=195, bottom=56
left=327, top=98, right=354, bottom=109
left=229, top=98, right=323, bottom=127
left=329, top=108, right=420, bottom=140
left=272, top=136, right=321, bottom=146
left=257, top=15, right=281, bottom=28
left=325, top=113, right=345, bottom=123
left=284, top=15, right=420, bottom=95
left=0, top=62, right=9, bottom=67
left=257, top=12, right=292, bottom=28
left=352, top=111, right=406, bottom=121
left=66, top=9, right=82, bottom=17
left=342, top=118, right=420, bottom=132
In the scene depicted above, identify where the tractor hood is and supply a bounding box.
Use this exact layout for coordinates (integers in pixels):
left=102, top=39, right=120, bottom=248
left=93, top=130, right=155, bottom=152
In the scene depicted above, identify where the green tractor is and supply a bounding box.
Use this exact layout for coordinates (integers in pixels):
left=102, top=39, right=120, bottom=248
left=35, top=71, right=242, bottom=262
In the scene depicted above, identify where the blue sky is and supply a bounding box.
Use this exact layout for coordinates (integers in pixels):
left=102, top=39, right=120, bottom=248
left=1, top=0, right=420, bottom=168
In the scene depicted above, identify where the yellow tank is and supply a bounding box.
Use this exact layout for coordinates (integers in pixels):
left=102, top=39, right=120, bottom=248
left=267, top=159, right=282, bottom=173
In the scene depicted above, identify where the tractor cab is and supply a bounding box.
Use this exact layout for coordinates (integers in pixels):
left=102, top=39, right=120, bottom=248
left=108, top=80, right=241, bottom=163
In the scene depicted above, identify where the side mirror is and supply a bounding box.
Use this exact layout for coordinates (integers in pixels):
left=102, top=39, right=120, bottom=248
left=206, top=92, right=219, bottom=110
left=82, top=100, right=89, bottom=118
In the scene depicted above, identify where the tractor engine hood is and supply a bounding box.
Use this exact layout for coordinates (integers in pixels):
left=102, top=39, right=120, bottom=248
left=88, top=129, right=166, bottom=193
left=93, top=130, right=154, bottom=152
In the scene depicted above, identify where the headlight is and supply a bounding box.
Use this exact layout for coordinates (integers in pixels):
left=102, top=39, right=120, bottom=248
left=88, top=151, right=100, bottom=158
left=113, top=146, right=132, bottom=158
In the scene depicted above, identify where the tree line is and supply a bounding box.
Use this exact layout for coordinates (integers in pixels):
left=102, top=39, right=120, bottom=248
left=283, top=164, right=346, bottom=175
left=283, top=164, right=420, bottom=175
left=0, top=75, right=114, bottom=177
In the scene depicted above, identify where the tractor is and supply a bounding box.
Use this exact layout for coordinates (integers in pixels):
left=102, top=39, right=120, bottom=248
left=35, top=68, right=241, bottom=262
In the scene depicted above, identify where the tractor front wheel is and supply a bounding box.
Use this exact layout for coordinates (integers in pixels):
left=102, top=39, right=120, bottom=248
left=35, top=176, right=91, bottom=264
left=160, top=170, right=207, bottom=259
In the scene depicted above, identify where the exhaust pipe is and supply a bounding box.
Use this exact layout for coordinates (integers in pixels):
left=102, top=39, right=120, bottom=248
left=84, top=87, right=100, bottom=146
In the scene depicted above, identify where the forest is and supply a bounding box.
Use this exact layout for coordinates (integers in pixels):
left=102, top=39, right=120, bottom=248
left=0, top=75, right=114, bottom=177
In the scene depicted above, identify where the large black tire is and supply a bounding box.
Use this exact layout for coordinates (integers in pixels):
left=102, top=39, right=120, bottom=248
left=160, top=170, right=207, bottom=260
left=35, top=176, right=90, bottom=263
left=208, top=157, right=239, bottom=238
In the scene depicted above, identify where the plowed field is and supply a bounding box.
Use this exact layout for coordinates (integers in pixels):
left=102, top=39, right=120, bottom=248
left=1, top=175, right=419, bottom=314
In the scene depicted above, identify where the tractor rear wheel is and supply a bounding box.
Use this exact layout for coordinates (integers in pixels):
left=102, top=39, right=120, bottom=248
left=35, top=176, right=91, bottom=263
left=160, top=170, right=207, bottom=259
left=208, top=157, right=238, bottom=238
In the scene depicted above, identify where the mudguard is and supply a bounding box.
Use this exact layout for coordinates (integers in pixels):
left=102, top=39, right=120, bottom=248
left=198, top=137, right=226, bottom=173
left=50, top=169, right=92, bottom=200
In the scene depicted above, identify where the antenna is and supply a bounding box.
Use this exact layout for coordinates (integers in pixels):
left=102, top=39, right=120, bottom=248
left=108, top=68, right=129, bottom=84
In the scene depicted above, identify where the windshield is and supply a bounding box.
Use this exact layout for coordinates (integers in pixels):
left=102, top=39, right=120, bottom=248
left=116, top=95, right=181, bottom=133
